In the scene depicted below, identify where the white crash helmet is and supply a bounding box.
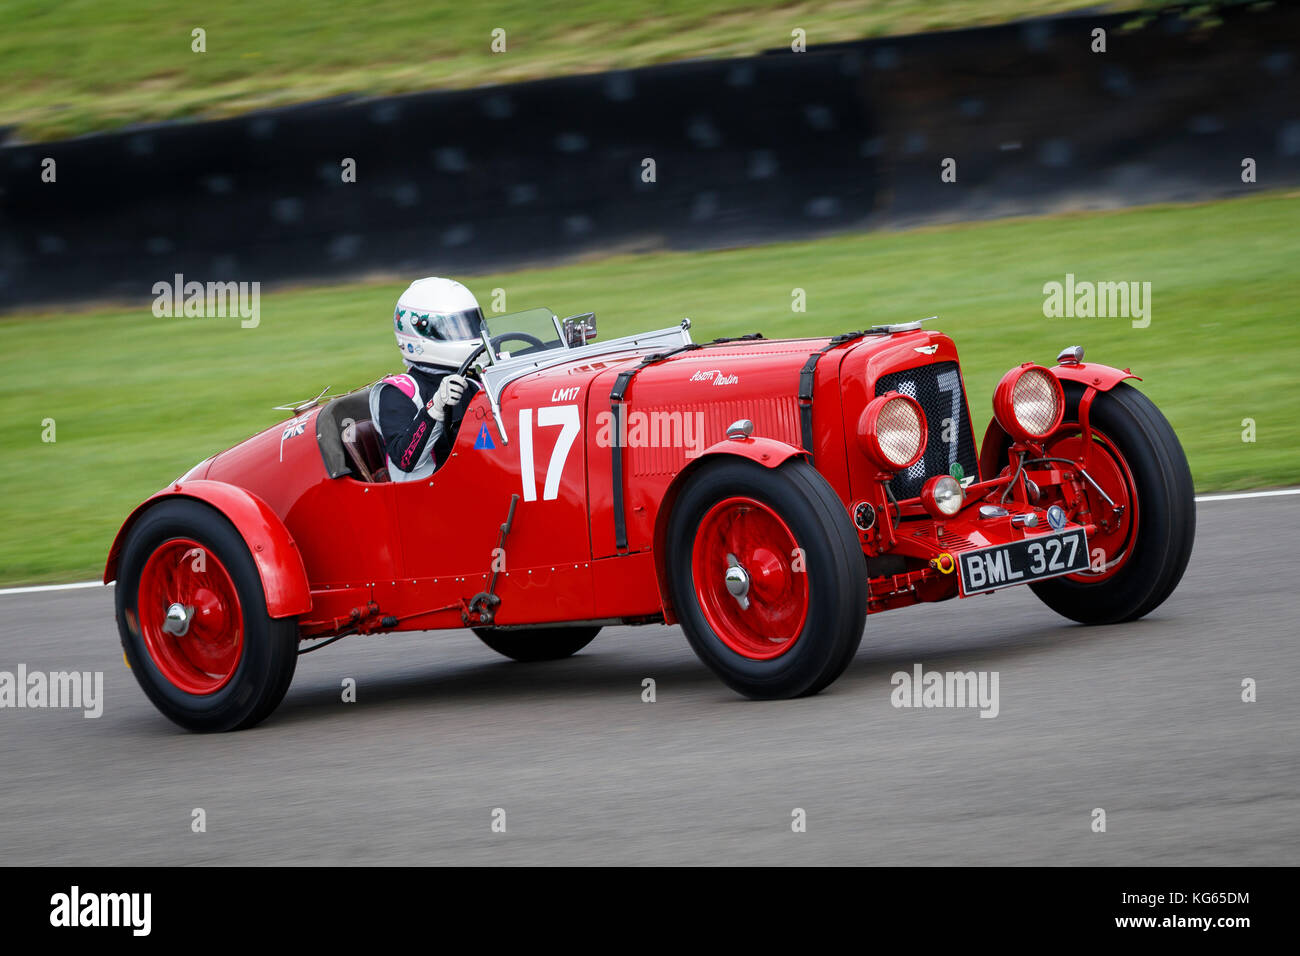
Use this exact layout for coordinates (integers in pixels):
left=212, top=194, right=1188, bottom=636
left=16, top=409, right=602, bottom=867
left=392, top=277, right=485, bottom=369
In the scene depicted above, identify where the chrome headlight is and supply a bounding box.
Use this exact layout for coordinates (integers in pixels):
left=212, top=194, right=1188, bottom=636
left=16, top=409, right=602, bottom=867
left=922, top=474, right=964, bottom=517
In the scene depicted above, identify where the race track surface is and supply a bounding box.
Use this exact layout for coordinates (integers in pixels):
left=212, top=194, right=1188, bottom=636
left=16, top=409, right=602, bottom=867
left=2, top=496, right=1295, bottom=865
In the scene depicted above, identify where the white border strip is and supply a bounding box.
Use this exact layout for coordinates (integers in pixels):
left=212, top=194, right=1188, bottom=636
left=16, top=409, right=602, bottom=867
left=1, top=488, right=1296, bottom=596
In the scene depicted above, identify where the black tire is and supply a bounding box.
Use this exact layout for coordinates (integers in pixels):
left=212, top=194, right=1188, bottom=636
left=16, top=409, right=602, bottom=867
left=115, top=499, right=299, bottom=732
left=1029, top=381, right=1195, bottom=624
left=473, top=625, right=601, bottom=662
left=666, top=458, right=867, bottom=699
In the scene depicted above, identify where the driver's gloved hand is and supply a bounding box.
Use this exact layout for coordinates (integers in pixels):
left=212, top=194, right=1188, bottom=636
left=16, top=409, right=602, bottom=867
left=426, top=374, right=468, bottom=421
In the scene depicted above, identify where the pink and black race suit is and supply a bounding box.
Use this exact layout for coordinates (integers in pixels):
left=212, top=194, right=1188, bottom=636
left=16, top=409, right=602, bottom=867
left=368, top=367, right=473, bottom=482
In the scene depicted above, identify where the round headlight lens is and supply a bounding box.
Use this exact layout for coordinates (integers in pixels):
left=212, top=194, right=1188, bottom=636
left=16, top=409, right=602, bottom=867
left=877, top=397, right=924, bottom=466
left=858, top=393, right=927, bottom=470
left=1012, top=368, right=1062, bottom=437
left=993, top=364, right=1064, bottom=442
left=923, top=474, right=964, bottom=517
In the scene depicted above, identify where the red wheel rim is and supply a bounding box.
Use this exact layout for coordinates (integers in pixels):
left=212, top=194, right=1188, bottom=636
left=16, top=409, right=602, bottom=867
left=137, top=538, right=244, bottom=694
left=690, top=496, right=809, bottom=660
left=1045, top=429, right=1139, bottom=583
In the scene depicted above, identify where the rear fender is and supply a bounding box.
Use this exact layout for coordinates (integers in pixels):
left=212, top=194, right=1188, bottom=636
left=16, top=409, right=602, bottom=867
left=103, top=480, right=312, bottom=619
left=651, top=437, right=808, bottom=624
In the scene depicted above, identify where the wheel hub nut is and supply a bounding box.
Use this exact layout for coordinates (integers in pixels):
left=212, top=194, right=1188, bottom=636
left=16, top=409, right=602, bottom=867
left=724, top=554, right=751, bottom=610
left=163, top=602, right=193, bottom=637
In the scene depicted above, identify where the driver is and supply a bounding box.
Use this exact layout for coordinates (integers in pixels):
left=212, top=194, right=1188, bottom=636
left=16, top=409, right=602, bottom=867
left=370, top=277, right=482, bottom=481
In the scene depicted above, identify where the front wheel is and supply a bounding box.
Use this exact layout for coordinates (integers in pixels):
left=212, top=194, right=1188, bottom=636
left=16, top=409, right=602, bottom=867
left=1029, top=381, right=1195, bottom=624
left=666, top=458, right=867, bottom=699
left=473, top=625, right=600, bottom=662
left=115, top=499, right=299, bottom=732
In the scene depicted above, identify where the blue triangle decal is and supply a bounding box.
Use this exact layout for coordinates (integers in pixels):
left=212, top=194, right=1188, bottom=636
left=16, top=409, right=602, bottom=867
left=474, top=424, right=496, bottom=450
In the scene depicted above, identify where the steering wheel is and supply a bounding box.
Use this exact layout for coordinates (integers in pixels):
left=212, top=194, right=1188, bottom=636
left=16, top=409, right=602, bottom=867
left=456, top=332, right=548, bottom=378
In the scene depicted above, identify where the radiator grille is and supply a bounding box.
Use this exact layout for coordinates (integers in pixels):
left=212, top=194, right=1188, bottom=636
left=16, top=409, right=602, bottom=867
left=874, top=361, right=979, bottom=500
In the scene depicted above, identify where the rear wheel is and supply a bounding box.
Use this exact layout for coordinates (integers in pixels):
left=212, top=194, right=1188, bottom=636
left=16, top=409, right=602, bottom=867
left=115, top=499, right=299, bottom=732
left=473, top=626, right=600, bottom=662
left=666, top=458, right=866, bottom=699
left=1028, top=381, right=1195, bottom=624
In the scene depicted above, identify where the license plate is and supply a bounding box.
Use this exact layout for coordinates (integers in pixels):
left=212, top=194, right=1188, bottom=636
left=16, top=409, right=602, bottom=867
left=957, top=528, right=1089, bottom=595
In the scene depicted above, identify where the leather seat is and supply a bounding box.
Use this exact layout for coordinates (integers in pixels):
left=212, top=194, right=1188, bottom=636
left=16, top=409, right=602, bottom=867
left=342, top=418, right=389, bottom=482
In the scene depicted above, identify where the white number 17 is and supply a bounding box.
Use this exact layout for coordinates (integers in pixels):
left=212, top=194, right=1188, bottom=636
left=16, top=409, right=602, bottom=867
left=518, top=405, right=581, bottom=502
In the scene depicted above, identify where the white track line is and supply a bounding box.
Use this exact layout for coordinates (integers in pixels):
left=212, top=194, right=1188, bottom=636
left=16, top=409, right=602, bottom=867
left=0, top=580, right=111, bottom=595
left=1, top=488, right=1296, bottom=596
left=1192, top=488, right=1300, bottom=502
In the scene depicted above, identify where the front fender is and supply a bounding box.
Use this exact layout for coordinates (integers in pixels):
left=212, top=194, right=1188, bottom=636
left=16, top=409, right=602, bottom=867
left=691, top=435, right=809, bottom=469
left=1049, top=361, right=1141, bottom=391
left=103, top=480, right=312, bottom=619
left=651, top=437, right=808, bottom=624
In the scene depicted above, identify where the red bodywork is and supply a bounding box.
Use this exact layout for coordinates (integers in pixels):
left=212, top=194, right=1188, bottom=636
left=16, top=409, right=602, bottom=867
left=105, top=329, right=1136, bottom=638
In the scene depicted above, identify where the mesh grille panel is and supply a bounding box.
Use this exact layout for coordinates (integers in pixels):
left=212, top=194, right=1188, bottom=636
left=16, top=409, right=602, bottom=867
left=874, top=361, right=979, bottom=500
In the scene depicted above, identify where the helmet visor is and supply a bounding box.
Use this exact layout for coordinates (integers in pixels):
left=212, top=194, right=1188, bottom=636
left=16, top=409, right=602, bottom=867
left=397, top=306, right=484, bottom=342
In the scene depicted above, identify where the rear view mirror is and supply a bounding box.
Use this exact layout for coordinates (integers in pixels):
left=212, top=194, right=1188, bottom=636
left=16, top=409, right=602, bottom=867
left=562, top=312, right=597, bottom=347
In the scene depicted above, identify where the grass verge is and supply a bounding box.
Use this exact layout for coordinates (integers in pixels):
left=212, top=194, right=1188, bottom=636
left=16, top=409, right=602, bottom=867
left=0, top=0, right=1133, bottom=141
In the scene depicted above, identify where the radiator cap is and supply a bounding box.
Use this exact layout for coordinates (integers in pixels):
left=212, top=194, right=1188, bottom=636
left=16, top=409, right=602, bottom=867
left=873, top=316, right=936, bottom=334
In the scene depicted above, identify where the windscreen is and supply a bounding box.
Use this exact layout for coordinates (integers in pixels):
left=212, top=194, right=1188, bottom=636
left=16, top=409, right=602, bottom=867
left=481, top=307, right=565, bottom=361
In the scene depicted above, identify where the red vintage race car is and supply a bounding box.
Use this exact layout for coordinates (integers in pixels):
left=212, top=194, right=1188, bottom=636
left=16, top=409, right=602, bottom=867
left=106, top=309, right=1195, bottom=731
